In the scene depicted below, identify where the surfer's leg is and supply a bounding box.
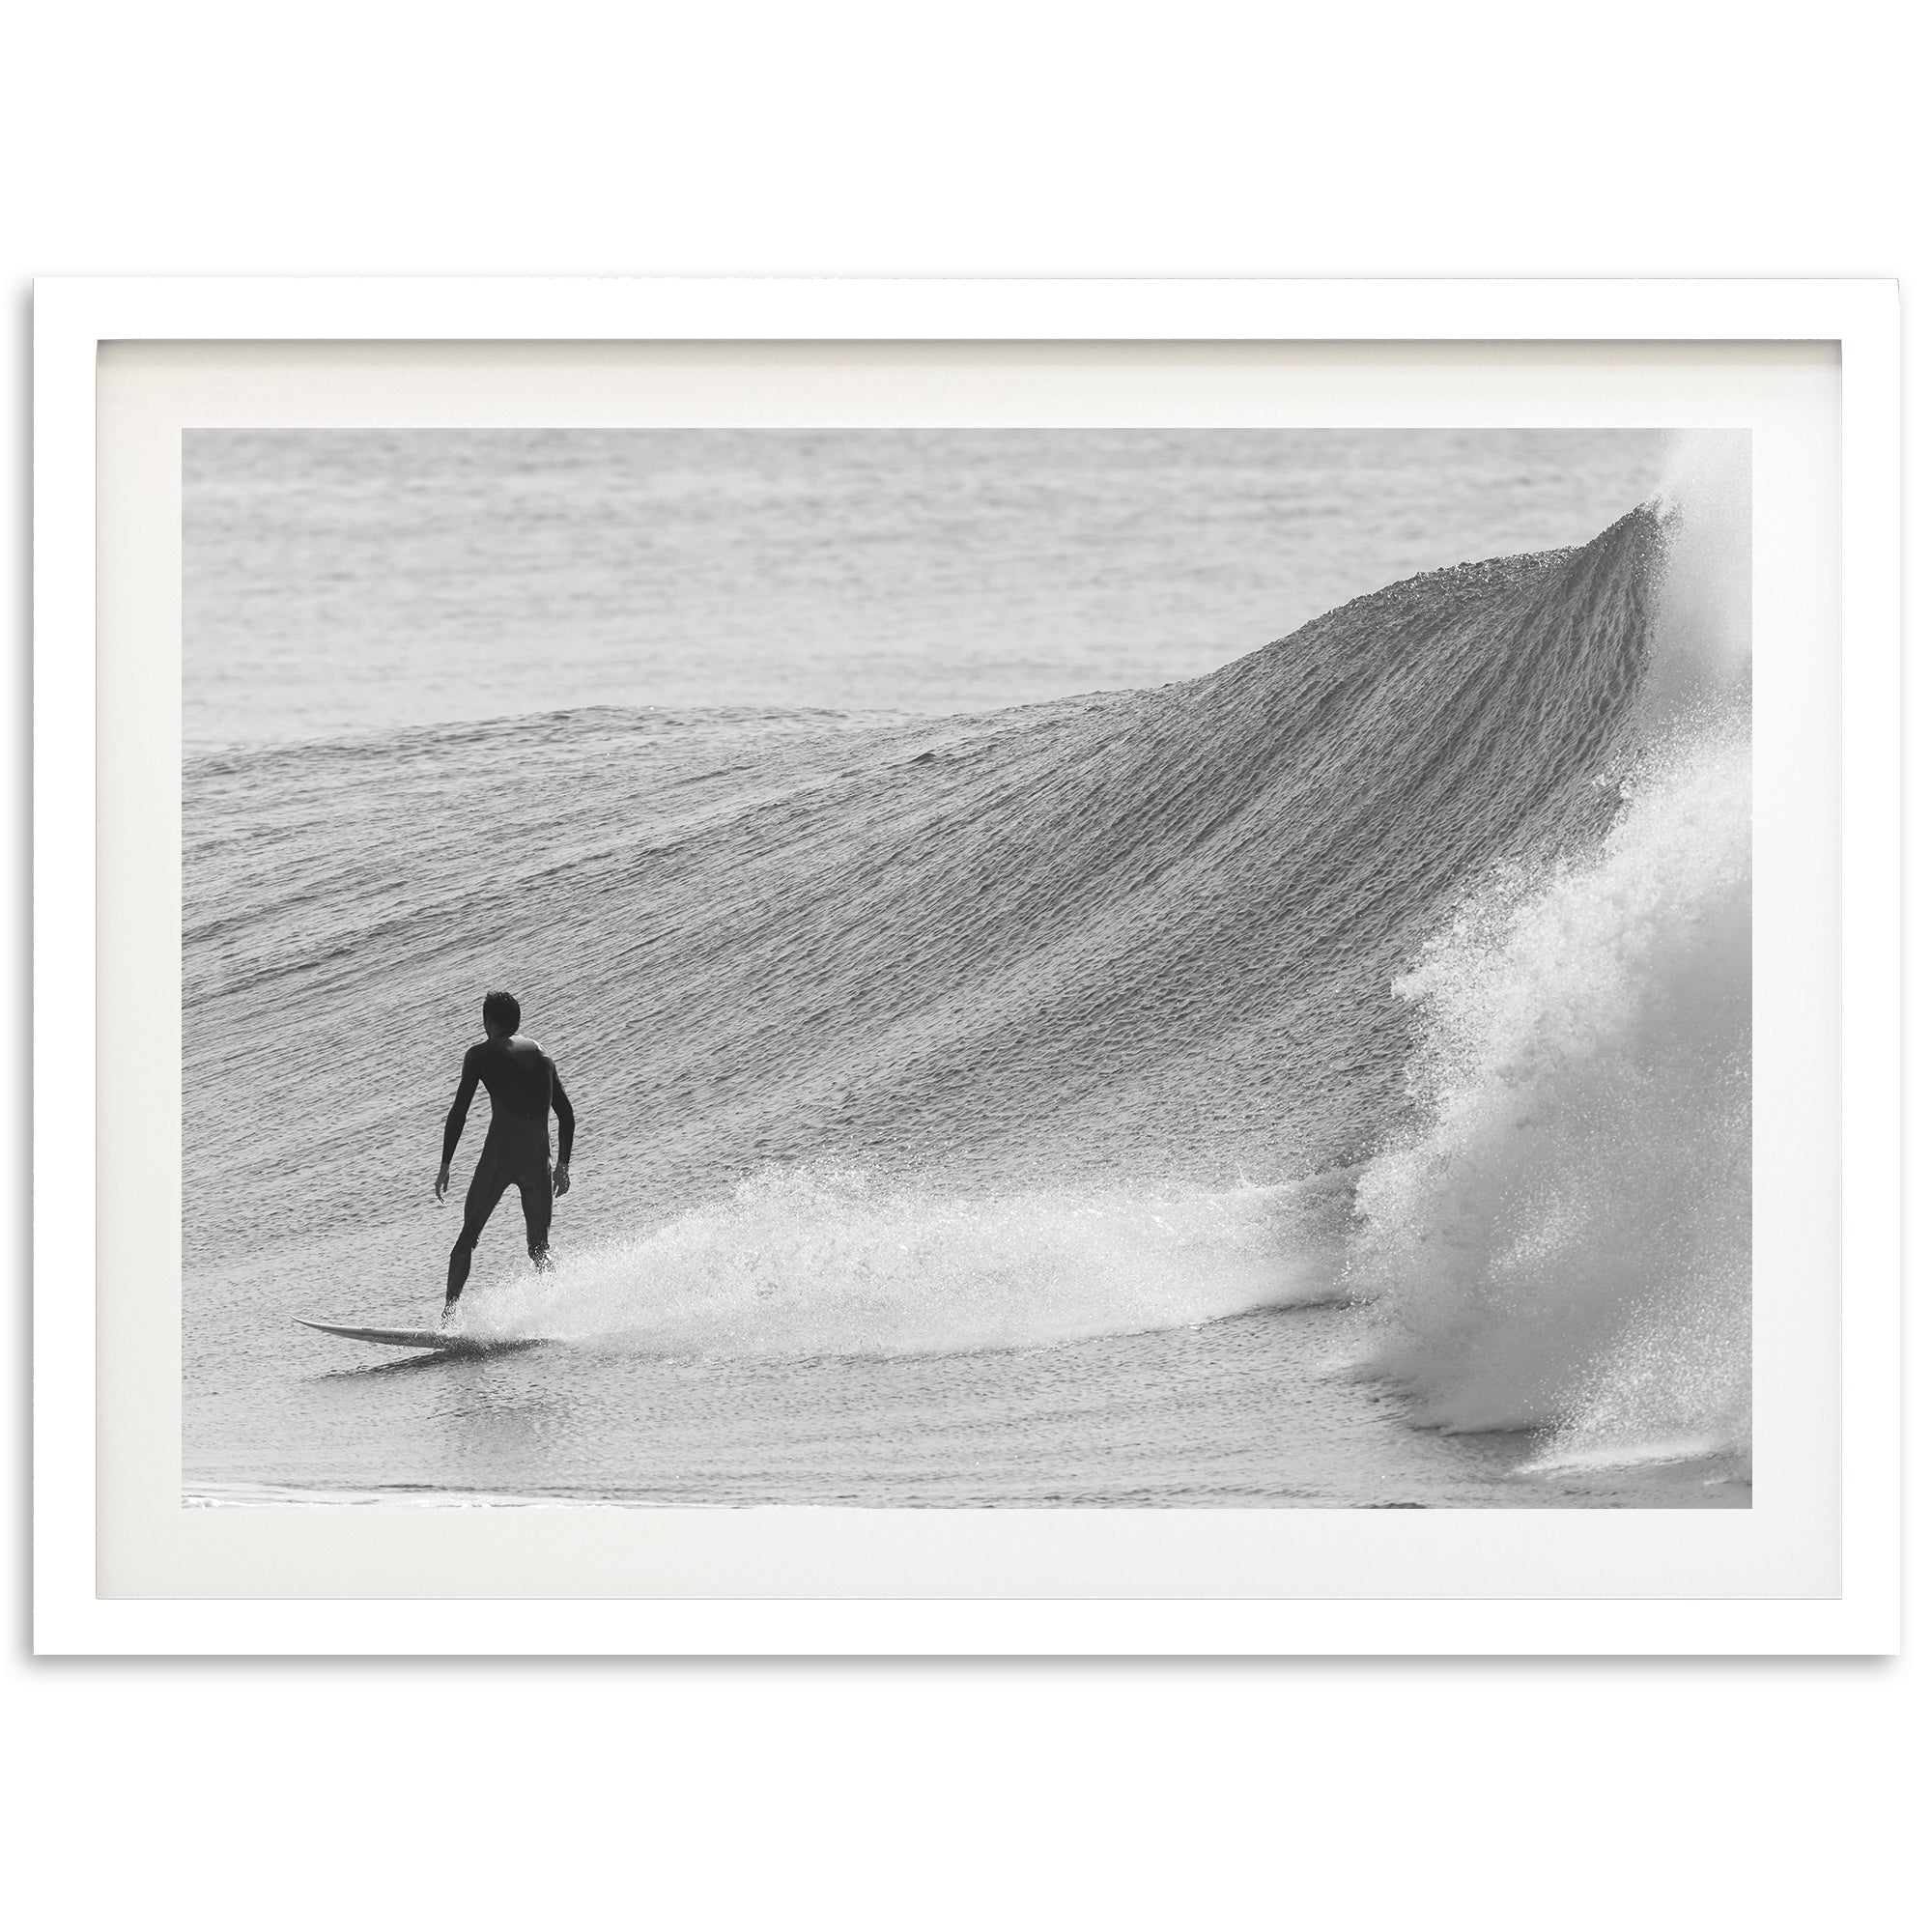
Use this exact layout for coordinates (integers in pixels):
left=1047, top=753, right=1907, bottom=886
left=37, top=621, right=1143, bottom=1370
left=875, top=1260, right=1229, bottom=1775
left=517, top=1159, right=555, bottom=1270
left=445, top=1223, right=479, bottom=1303
left=447, top=1163, right=510, bottom=1305
left=446, top=1210, right=488, bottom=1303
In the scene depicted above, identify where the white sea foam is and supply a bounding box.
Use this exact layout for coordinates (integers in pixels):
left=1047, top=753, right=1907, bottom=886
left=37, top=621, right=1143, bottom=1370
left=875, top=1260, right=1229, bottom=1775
left=1348, top=433, right=1751, bottom=1460
left=468, top=1167, right=1345, bottom=1358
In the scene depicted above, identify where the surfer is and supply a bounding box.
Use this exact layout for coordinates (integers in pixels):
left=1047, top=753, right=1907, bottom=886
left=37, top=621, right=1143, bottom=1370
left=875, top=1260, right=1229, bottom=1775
left=435, top=991, right=576, bottom=1315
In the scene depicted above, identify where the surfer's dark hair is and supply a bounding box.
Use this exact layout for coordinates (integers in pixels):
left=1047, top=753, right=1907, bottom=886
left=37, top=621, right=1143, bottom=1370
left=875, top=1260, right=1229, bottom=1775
left=482, top=990, right=522, bottom=1034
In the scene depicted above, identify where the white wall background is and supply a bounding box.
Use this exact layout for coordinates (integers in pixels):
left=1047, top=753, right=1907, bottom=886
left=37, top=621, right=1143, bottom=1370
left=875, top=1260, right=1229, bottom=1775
left=5, top=4, right=1921, bottom=1927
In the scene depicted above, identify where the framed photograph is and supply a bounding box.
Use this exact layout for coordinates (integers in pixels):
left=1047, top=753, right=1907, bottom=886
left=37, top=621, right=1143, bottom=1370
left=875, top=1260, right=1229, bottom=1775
left=35, top=279, right=1899, bottom=1653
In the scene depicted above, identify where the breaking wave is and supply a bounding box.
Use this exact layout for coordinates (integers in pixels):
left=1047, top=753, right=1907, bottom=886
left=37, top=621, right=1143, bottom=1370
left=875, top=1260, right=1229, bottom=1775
left=1347, top=435, right=1750, bottom=1463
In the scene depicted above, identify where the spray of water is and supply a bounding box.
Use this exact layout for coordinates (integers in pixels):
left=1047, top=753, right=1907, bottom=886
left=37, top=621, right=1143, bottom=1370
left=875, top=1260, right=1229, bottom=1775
left=1348, top=433, right=1751, bottom=1463
left=467, top=1165, right=1349, bottom=1358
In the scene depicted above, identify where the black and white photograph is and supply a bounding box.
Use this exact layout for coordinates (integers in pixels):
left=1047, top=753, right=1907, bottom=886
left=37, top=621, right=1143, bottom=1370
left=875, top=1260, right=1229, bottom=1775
left=182, top=424, right=1751, bottom=1512
left=14, top=0, right=1920, bottom=1910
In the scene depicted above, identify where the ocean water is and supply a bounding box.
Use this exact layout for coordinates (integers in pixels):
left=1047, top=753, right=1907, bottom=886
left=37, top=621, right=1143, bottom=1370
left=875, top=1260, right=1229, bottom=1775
left=182, top=427, right=1751, bottom=1507
left=185, top=427, right=1678, bottom=745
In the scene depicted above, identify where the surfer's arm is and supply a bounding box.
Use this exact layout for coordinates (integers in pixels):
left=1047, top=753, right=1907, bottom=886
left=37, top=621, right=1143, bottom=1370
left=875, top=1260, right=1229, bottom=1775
left=436, top=1048, right=483, bottom=1197
left=551, top=1068, right=576, bottom=1190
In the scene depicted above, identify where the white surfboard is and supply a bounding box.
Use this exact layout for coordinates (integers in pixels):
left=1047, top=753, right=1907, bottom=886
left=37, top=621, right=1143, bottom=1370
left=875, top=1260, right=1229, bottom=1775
left=297, top=1319, right=540, bottom=1357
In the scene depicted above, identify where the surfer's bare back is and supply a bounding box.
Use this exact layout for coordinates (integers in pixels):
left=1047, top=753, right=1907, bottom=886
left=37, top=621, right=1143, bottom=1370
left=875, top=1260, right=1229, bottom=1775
left=435, top=990, right=576, bottom=1313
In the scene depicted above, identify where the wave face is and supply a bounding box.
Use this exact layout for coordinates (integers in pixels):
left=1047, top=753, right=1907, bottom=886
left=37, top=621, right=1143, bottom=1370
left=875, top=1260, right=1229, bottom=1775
left=185, top=459, right=1747, bottom=1467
